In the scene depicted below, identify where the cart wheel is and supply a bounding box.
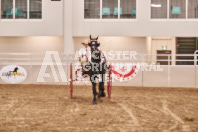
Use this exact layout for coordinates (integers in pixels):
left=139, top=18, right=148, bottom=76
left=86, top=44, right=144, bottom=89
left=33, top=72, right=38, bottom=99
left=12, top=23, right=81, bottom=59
left=107, top=65, right=112, bottom=99
left=70, top=63, right=73, bottom=99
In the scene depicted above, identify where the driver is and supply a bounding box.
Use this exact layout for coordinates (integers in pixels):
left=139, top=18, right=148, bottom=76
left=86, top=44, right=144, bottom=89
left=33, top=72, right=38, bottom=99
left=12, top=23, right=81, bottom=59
left=79, top=39, right=91, bottom=66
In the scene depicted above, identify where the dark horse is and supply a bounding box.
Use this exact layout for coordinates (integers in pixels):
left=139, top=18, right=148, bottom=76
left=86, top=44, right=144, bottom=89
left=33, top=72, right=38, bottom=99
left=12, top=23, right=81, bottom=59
left=84, top=35, right=109, bottom=105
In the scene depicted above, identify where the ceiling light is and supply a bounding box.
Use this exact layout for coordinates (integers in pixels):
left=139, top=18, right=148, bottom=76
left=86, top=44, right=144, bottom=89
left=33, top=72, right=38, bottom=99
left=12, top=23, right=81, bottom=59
left=151, top=4, right=162, bottom=7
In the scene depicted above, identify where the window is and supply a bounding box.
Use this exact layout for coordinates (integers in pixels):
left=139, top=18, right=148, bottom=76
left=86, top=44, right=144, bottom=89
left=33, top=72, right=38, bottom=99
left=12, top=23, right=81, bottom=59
left=84, top=0, right=136, bottom=19
left=151, top=0, right=198, bottom=19
left=15, top=0, right=27, bottom=19
left=30, top=0, right=42, bottom=19
left=176, top=37, right=197, bottom=65
left=0, top=0, right=42, bottom=19
left=102, top=0, right=118, bottom=19
left=169, top=0, right=186, bottom=19
left=84, top=0, right=100, bottom=19
left=151, top=0, right=167, bottom=19
left=120, top=0, right=136, bottom=19
left=188, top=0, right=198, bottom=18
left=1, top=0, right=14, bottom=19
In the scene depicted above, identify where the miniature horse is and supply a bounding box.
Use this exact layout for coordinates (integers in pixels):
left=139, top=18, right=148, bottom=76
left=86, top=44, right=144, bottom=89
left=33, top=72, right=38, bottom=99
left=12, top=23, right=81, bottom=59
left=84, top=35, right=108, bottom=104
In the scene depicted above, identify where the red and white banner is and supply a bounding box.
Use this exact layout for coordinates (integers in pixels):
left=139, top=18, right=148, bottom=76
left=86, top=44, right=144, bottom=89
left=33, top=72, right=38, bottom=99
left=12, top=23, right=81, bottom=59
left=111, top=63, right=140, bottom=82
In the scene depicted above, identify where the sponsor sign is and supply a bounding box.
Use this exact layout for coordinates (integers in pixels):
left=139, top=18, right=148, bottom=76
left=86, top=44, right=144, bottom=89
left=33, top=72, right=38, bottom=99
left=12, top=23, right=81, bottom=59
left=0, top=65, right=27, bottom=84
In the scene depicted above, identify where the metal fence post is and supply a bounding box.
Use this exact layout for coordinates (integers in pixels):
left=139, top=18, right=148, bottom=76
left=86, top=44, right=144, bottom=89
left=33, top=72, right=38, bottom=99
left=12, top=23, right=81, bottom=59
left=168, top=55, right=171, bottom=87
left=141, top=54, right=144, bottom=87
left=30, top=53, right=32, bottom=84
left=194, top=50, right=198, bottom=88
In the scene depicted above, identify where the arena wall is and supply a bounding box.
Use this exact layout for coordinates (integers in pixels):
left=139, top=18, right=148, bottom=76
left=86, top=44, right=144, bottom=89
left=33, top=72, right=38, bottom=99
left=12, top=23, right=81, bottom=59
left=0, top=63, right=197, bottom=88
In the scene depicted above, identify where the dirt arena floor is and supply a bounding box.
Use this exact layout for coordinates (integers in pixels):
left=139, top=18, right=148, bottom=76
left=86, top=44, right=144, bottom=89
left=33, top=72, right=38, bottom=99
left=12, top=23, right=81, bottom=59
left=0, top=84, right=198, bottom=132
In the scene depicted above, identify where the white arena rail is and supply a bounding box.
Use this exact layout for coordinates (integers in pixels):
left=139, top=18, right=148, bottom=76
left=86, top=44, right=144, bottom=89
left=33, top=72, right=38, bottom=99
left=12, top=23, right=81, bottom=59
left=0, top=52, right=197, bottom=88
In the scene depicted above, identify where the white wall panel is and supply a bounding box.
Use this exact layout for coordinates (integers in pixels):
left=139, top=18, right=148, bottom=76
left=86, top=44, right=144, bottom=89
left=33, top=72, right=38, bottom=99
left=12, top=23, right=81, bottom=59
left=170, top=66, right=195, bottom=87
left=143, top=66, right=169, bottom=87
left=74, top=36, right=146, bottom=55
left=0, top=36, right=64, bottom=53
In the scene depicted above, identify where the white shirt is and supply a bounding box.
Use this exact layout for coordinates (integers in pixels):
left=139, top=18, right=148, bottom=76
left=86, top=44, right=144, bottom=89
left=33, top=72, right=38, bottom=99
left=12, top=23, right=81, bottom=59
left=78, top=47, right=91, bottom=64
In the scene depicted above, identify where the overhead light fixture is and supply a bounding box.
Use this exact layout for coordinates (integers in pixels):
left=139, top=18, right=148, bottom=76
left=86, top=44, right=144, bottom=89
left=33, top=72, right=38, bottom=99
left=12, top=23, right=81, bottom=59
left=151, top=4, right=162, bottom=7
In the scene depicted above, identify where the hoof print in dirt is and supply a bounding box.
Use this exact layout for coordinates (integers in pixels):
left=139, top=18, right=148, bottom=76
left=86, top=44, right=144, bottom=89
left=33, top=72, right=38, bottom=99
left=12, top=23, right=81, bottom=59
left=97, top=97, right=103, bottom=102
left=184, top=117, right=195, bottom=122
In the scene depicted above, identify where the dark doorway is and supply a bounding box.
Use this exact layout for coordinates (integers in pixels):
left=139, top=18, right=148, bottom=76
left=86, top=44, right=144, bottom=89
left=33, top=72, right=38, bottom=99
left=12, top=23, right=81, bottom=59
left=157, top=50, right=171, bottom=65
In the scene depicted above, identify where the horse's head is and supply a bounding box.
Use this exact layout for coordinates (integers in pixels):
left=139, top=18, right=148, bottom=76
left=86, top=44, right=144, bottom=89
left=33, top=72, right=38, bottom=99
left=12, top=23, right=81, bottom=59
left=14, top=67, right=18, bottom=72
left=88, top=35, right=100, bottom=51
left=88, top=35, right=101, bottom=63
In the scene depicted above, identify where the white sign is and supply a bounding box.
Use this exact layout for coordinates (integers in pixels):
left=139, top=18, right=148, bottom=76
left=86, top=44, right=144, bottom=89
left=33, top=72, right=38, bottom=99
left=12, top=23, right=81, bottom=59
left=0, top=65, right=27, bottom=84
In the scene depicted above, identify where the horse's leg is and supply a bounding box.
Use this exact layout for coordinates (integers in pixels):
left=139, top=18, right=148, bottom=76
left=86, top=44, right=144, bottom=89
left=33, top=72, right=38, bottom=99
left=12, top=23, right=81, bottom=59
left=91, top=76, right=97, bottom=105
left=99, top=73, right=106, bottom=97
